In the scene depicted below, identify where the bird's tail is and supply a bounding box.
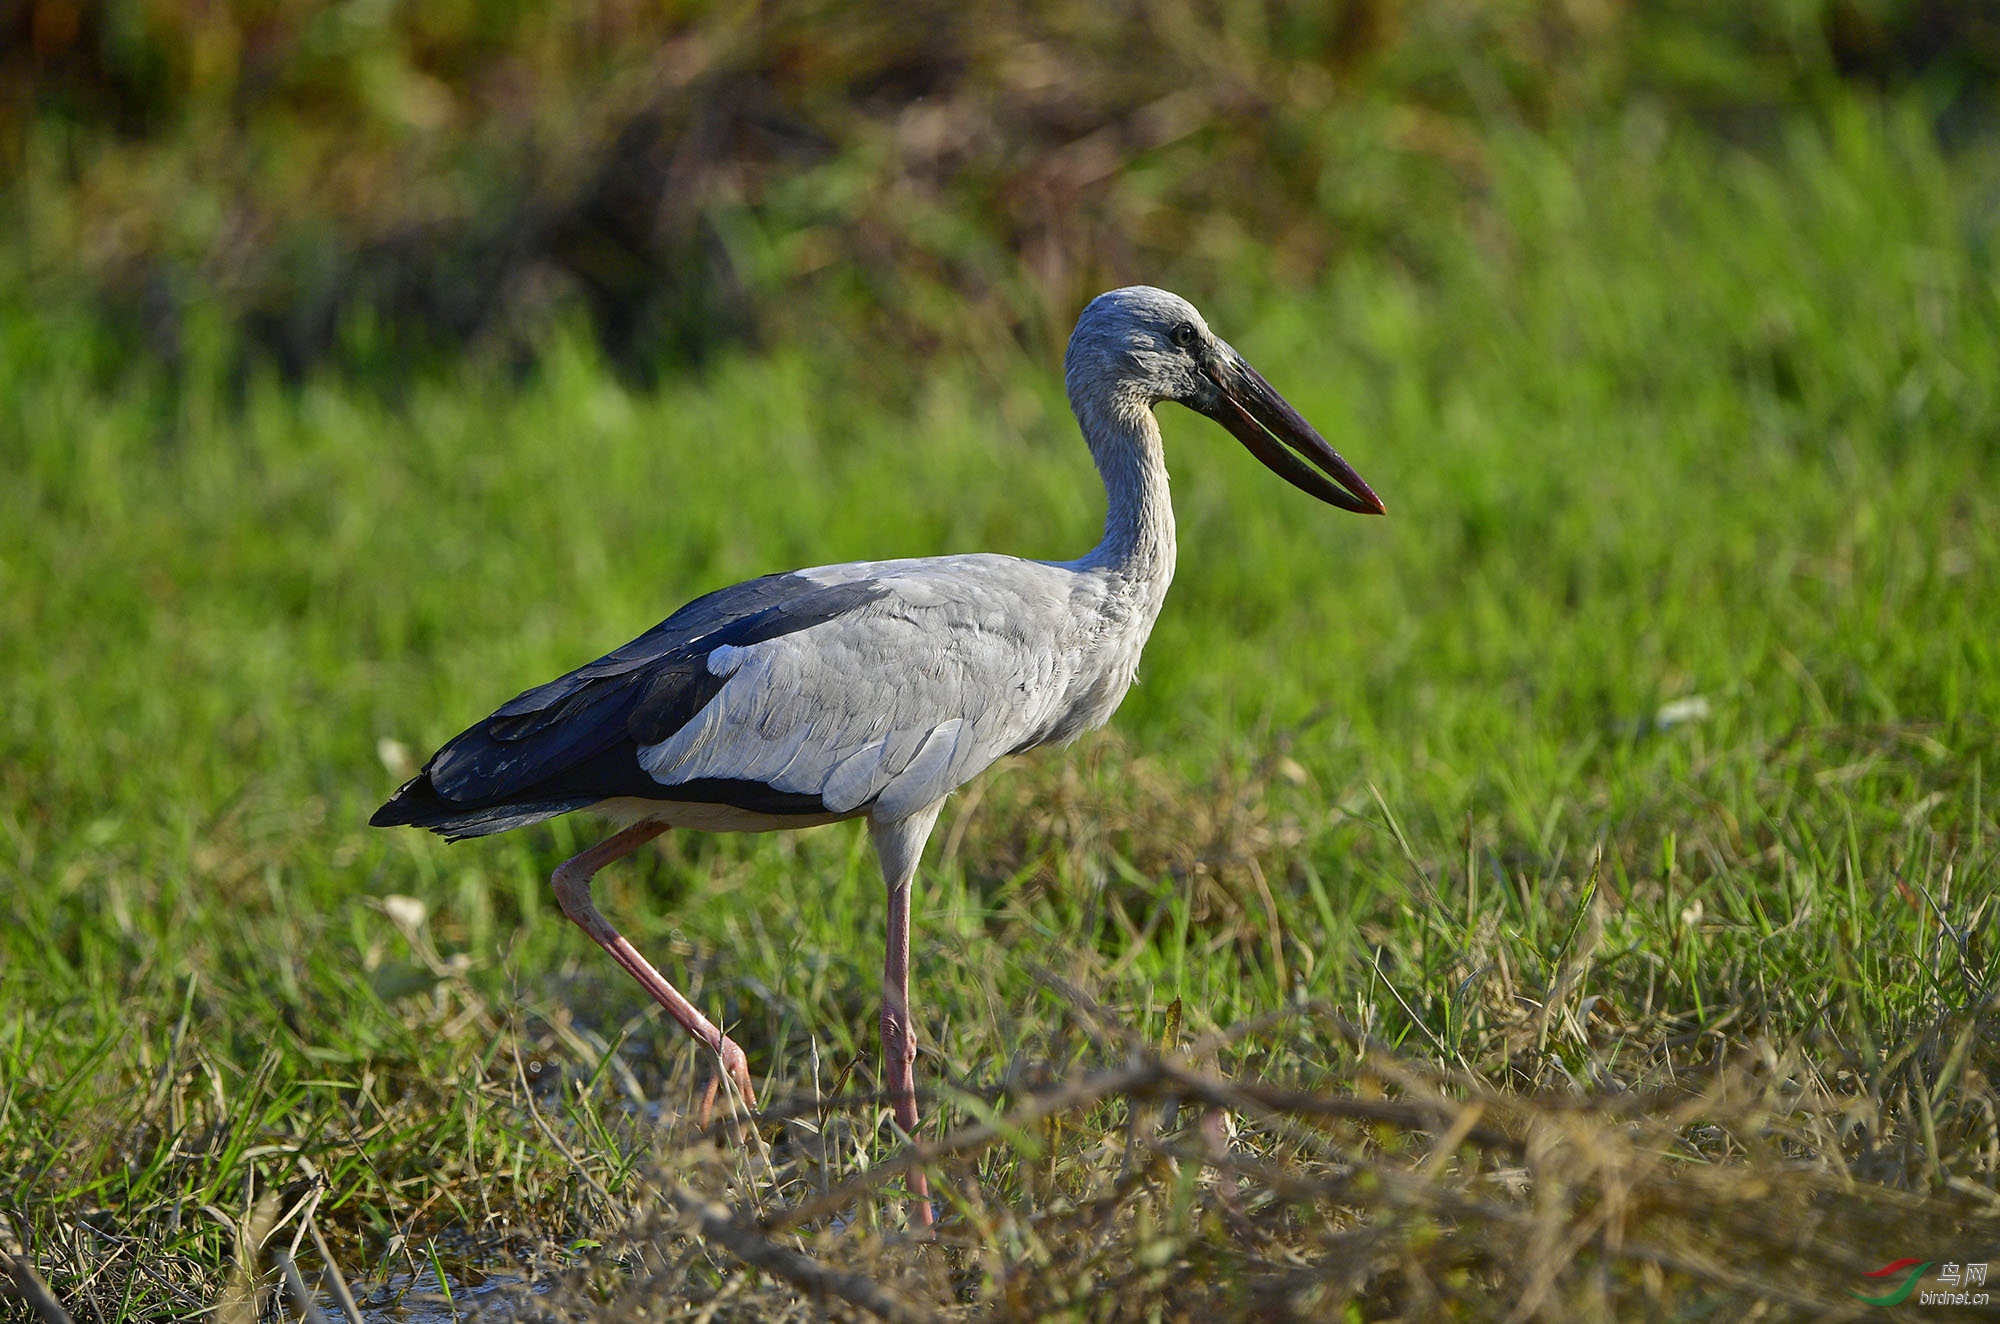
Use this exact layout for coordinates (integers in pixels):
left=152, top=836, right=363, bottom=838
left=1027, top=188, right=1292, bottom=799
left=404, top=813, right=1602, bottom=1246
left=370, top=773, right=593, bottom=841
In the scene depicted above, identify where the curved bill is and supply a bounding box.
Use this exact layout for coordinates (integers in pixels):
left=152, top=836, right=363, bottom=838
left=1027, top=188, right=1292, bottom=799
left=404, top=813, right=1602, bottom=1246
left=1194, top=355, right=1385, bottom=515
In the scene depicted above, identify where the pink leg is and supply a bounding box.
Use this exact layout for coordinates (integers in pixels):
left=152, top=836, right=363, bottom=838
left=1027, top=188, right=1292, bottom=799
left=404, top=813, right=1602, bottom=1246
left=551, top=822, right=756, bottom=1127
left=881, top=877, right=934, bottom=1230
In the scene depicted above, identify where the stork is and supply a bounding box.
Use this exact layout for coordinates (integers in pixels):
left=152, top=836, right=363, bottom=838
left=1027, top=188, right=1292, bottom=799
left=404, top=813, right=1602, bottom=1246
left=372, top=286, right=1384, bottom=1227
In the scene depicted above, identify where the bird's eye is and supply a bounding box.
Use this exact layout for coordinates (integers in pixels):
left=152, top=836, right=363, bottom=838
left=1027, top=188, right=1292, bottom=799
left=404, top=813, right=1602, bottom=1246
left=1170, top=322, right=1197, bottom=349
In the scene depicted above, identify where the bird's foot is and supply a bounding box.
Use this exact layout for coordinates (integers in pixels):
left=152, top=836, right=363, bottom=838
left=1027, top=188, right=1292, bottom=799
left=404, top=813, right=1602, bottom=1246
left=694, top=1035, right=757, bottom=1134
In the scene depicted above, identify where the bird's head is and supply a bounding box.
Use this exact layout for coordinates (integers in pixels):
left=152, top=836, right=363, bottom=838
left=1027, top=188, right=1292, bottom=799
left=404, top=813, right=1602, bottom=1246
left=1066, top=286, right=1385, bottom=515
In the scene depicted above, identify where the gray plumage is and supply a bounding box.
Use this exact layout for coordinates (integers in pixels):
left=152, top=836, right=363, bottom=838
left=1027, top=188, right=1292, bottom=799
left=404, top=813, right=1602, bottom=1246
left=371, top=287, right=1382, bottom=1190
left=377, top=287, right=1286, bottom=841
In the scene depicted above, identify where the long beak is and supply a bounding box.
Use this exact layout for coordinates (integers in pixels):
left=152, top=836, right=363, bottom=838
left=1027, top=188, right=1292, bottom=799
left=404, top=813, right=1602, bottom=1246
left=1194, top=354, right=1386, bottom=515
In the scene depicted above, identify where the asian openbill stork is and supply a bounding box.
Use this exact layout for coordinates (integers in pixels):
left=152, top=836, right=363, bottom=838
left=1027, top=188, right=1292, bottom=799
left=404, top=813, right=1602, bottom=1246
left=372, top=286, right=1385, bottom=1227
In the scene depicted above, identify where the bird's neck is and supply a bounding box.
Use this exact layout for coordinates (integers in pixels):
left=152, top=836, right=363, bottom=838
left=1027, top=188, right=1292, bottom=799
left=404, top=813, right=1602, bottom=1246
left=1075, top=389, right=1177, bottom=592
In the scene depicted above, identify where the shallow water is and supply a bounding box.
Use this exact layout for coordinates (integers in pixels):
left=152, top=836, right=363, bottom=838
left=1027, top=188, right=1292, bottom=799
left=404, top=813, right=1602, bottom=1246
left=336, top=1266, right=546, bottom=1323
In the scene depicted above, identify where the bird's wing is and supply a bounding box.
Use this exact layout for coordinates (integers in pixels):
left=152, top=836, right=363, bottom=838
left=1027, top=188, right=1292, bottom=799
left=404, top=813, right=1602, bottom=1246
left=634, top=556, right=1079, bottom=822
left=373, top=571, right=895, bottom=836
left=373, top=557, right=1083, bottom=837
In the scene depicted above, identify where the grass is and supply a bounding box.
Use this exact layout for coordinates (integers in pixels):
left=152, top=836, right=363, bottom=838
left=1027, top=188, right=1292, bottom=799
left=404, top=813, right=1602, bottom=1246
left=3, top=99, right=1999, bottom=1320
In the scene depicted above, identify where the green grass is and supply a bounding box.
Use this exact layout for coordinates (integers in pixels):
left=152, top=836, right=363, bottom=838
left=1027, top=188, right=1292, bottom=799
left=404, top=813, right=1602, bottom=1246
left=4, top=100, right=1999, bottom=1320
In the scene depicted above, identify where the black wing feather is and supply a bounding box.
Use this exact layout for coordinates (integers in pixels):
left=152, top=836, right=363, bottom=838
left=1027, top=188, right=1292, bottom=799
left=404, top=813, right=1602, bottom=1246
left=371, top=573, right=889, bottom=839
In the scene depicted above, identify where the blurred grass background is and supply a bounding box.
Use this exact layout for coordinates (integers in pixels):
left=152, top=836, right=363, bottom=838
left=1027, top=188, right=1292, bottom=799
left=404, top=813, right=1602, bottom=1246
left=4, top=2, right=2000, bottom=1321
left=9, top=0, right=2000, bottom=380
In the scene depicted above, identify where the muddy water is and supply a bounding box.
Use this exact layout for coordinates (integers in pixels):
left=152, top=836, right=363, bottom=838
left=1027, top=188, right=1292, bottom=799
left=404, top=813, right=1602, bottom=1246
left=334, top=1266, right=548, bottom=1322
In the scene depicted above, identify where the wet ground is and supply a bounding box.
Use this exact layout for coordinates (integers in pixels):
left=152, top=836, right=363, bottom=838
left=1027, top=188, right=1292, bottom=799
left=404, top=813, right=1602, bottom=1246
left=332, top=1265, right=547, bottom=1322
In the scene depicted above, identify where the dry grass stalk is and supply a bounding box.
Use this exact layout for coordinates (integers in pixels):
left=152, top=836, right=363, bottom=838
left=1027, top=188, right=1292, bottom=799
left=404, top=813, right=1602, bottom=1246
left=486, top=997, right=1994, bottom=1323
left=3, top=1256, right=77, bottom=1324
